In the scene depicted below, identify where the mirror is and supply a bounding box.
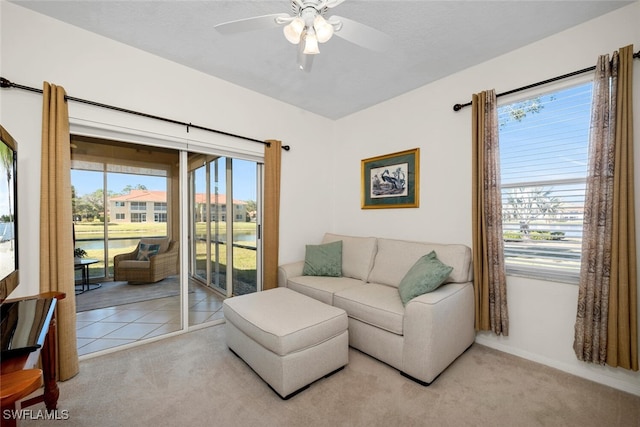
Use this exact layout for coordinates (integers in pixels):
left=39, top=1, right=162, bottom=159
left=0, top=125, right=18, bottom=302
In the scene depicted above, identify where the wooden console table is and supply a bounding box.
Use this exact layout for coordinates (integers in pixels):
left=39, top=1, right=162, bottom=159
left=1, top=292, right=64, bottom=416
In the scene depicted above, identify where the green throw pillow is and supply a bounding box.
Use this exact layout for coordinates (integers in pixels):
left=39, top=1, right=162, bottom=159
left=302, top=240, right=343, bottom=277
left=398, top=251, right=453, bottom=306
left=137, top=243, right=160, bottom=261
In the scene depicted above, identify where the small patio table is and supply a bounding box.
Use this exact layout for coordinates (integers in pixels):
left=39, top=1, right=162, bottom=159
left=74, top=258, right=101, bottom=294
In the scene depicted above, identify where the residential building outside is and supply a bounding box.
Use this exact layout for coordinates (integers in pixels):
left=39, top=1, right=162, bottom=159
left=109, top=189, right=247, bottom=223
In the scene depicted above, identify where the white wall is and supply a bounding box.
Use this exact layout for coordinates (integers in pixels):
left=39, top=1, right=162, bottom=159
left=0, top=1, right=334, bottom=297
left=334, top=3, right=640, bottom=395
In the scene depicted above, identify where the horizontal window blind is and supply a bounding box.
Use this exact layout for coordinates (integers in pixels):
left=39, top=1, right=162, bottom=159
left=498, top=82, right=593, bottom=283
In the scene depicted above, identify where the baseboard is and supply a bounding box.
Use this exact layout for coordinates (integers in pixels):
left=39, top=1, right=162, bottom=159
left=475, top=336, right=640, bottom=397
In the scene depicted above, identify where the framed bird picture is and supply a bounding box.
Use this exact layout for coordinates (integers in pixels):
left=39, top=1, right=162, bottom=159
left=361, top=148, right=419, bottom=209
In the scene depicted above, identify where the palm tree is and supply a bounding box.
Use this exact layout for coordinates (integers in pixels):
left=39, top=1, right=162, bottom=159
left=0, top=142, right=14, bottom=248
left=503, top=187, right=561, bottom=235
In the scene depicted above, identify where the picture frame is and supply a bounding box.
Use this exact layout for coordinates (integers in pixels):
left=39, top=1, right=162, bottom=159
left=361, top=148, right=419, bottom=209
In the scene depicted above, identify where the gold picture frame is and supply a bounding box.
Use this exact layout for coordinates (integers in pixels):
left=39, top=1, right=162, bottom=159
left=361, top=148, right=419, bottom=209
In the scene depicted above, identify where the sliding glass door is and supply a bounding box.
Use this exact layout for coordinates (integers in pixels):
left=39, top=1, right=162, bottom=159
left=71, top=139, right=174, bottom=282
left=69, top=130, right=264, bottom=355
left=188, top=154, right=261, bottom=299
left=71, top=136, right=183, bottom=355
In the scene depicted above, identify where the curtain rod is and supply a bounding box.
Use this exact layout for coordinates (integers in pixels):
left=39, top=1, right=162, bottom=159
left=0, top=77, right=290, bottom=151
left=452, top=50, right=640, bottom=112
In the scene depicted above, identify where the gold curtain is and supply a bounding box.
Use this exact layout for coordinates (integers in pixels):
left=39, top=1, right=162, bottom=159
left=263, top=139, right=282, bottom=290
left=40, top=82, right=79, bottom=380
left=472, top=89, right=509, bottom=336
left=609, top=45, right=637, bottom=371
left=574, top=45, right=637, bottom=371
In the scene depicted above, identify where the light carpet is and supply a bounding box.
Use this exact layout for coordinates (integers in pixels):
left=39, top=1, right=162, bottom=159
left=20, top=325, right=640, bottom=427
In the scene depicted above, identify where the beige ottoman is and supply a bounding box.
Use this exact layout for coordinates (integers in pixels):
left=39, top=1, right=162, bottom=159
left=223, top=287, right=348, bottom=399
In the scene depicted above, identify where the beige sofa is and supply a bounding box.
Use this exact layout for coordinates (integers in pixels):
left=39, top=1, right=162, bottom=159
left=278, top=233, right=475, bottom=385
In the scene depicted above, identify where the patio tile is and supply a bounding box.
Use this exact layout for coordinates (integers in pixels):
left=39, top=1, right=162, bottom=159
left=76, top=321, right=96, bottom=330
left=137, top=310, right=181, bottom=324
left=191, top=299, right=224, bottom=312
left=189, top=310, right=216, bottom=325
left=76, top=338, right=95, bottom=349
left=100, top=310, right=149, bottom=322
left=103, top=323, right=162, bottom=340
left=76, top=321, right=127, bottom=339
left=76, top=308, right=118, bottom=322
left=116, top=298, right=174, bottom=311
left=76, top=282, right=229, bottom=355
left=78, top=338, right=137, bottom=356
left=206, top=311, right=225, bottom=323
left=143, top=323, right=182, bottom=339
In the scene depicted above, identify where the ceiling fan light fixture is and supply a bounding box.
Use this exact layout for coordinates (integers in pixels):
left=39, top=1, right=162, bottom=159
left=313, top=15, right=334, bottom=43
left=302, top=29, right=320, bottom=54
left=283, top=17, right=305, bottom=44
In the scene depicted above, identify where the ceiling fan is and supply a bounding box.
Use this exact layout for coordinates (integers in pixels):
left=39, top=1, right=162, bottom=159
left=214, top=0, right=393, bottom=72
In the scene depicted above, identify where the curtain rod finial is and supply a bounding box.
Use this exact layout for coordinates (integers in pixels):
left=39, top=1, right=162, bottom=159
left=282, top=145, right=290, bottom=151
left=453, top=104, right=463, bottom=112
left=0, top=77, right=11, bottom=88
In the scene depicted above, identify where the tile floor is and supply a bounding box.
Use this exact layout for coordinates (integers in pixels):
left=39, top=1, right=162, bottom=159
left=76, top=284, right=225, bottom=356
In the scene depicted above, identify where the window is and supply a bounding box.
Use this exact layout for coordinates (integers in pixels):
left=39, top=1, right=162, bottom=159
left=131, top=213, right=147, bottom=222
left=154, top=213, right=167, bottom=222
left=130, top=202, right=146, bottom=211
left=154, top=202, right=167, bottom=212
left=498, top=82, right=592, bottom=283
left=115, top=201, right=125, bottom=207
left=115, top=213, right=125, bottom=220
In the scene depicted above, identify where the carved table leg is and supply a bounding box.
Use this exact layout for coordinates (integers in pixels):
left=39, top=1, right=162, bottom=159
left=41, top=316, right=59, bottom=411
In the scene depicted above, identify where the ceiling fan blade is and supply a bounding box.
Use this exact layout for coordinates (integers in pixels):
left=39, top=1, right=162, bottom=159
left=325, top=0, right=347, bottom=8
left=297, top=42, right=315, bottom=72
left=214, top=13, right=289, bottom=35
left=331, top=16, right=393, bottom=52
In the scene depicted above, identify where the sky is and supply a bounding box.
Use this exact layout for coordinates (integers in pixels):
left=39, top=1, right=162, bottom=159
left=498, top=82, right=592, bottom=186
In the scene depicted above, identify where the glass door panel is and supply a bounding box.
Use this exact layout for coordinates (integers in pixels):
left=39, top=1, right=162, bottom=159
left=71, top=169, right=106, bottom=281
left=71, top=136, right=183, bottom=353
left=106, top=171, right=168, bottom=278
left=187, top=153, right=261, bottom=298
left=192, top=166, right=208, bottom=283
left=210, top=157, right=227, bottom=294
left=231, top=159, right=258, bottom=295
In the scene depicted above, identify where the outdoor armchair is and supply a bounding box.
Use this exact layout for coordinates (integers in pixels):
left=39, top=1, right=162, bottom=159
left=114, top=237, right=179, bottom=284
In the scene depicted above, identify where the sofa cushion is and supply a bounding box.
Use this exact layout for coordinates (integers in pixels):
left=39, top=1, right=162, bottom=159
left=117, top=260, right=151, bottom=269
left=287, top=276, right=366, bottom=305
left=334, top=283, right=405, bottom=336
left=368, top=238, right=472, bottom=287
left=398, top=251, right=453, bottom=305
left=140, top=237, right=170, bottom=254
left=303, top=240, right=342, bottom=277
left=322, top=233, right=377, bottom=281
left=136, top=243, right=160, bottom=261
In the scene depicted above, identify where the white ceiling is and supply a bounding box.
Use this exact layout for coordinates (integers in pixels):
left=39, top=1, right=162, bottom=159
left=11, top=0, right=633, bottom=119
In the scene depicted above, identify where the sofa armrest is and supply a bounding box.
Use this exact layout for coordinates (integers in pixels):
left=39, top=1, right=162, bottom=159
left=278, top=261, right=305, bottom=287
left=114, top=250, right=138, bottom=266
left=401, top=282, right=475, bottom=384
